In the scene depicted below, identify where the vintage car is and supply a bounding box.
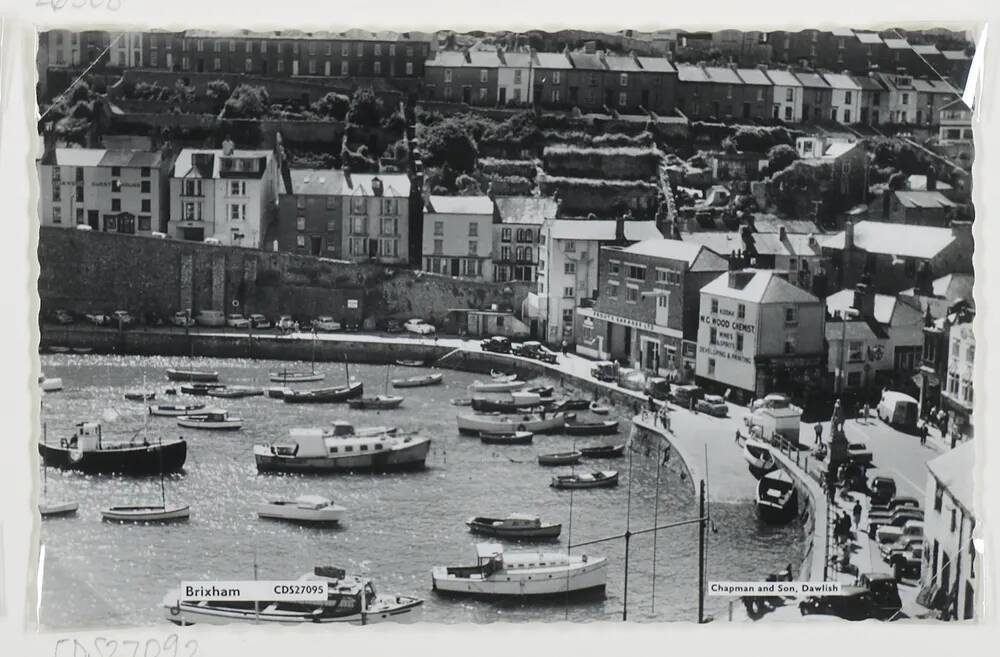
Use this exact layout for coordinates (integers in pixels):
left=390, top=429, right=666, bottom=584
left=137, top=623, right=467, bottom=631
left=847, top=442, right=874, bottom=465
left=669, top=384, right=705, bottom=407
left=875, top=516, right=925, bottom=545
left=112, top=310, right=136, bottom=327
left=590, top=360, right=620, bottom=383
left=276, top=315, right=299, bottom=332
left=404, top=318, right=436, bottom=335
left=513, top=341, right=558, bottom=364
left=869, top=475, right=898, bottom=507
left=880, top=536, right=923, bottom=561
left=799, top=572, right=902, bottom=621
left=695, top=394, right=729, bottom=417
left=226, top=314, right=251, bottom=329
left=312, top=316, right=342, bottom=332
left=171, top=311, right=195, bottom=327
left=480, top=336, right=512, bottom=354
left=249, top=314, right=271, bottom=329
left=888, top=546, right=923, bottom=580
left=871, top=495, right=921, bottom=516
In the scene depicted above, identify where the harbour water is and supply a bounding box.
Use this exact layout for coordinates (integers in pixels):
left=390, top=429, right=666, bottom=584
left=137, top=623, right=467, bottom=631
left=37, top=354, right=803, bottom=627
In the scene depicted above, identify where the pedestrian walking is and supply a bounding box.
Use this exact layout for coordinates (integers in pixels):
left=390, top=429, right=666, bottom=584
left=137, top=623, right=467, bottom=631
left=648, top=395, right=656, bottom=412
left=561, top=339, right=568, bottom=356
left=862, top=403, right=870, bottom=424
left=814, top=422, right=823, bottom=446
left=735, top=429, right=742, bottom=445
left=852, top=500, right=862, bottom=529
left=663, top=411, right=671, bottom=434
left=920, top=422, right=928, bottom=446
left=689, top=397, right=696, bottom=413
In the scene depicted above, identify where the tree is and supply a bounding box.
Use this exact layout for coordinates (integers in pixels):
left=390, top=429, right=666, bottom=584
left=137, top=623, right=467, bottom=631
left=418, top=118, right=479, bottom=173
left=346, top=87, right=384, bottom=128
left=223, top=84, right=270, bottom=119
left=455, top=174, right=481, bottom=195
left=174, top=80, right=196, bottom=106
left=767, top=144, right=799, bottom=175
left=206, top=80, right=231, bottom=112
left=311, top=92, right=351, bottom=121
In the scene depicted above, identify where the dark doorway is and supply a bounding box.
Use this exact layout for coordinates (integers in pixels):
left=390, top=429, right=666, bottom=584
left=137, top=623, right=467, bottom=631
left=641, top=89, right=650, bottom=108
left=87, top=210, right=99, bottom=230
left=310, top=236, right=322, bottom=256
left=623, top=326, right=632, bottom=362
left=743, top=102, right=751, bottom=119
left=462, top=87, right=472, bottom=104
left=368, top=239, right=378, bottom=260
left=499, top=88, right=507, bottom=105
left=712, top=101, right=721, bottom=117
left=451, top=258, right=460, bottom=276
left=605, top=89, right=614, bottom=108
left=197, top=59, right=205, bottom=73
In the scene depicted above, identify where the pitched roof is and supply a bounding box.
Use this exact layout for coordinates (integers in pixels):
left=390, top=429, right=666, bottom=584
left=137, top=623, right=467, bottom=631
left=751, top=216, right=821, bottom=234
left=426, top=50, right=499, bottom=68
left=288, top=169, right=343, bottom=196
left=533, top=52, right=574, bottom=70
left=912, top=44, right=941, bottom=56
left=926, top=440, right=975, bottom=514
left=825, top=318, right=883, bottom=342
left=636, top=57, right=676, bottom=72
left=493, top=196, right=558, bottom=225
left=941, top=50, right=971, bottom=61
left=173, top=149, right=273, bottom=179
left=893, top=190, right=957, bottom=209
left=339, top=171, right=410, bottom=197
left=939, top=97, right=972, bottom=113
left=675, top=64, right=742, bottom=84
left=795, top=72, right=829, bottom=89
left=822, top=73, right=862, bottom=90
left=701, top=269, right=821, bottom=304
left=683, top=230, right=821, bottom=258
left=819, top=221, right=956, bottom=259
left=912, top=78, right=958, bottom=94
left=426, top=195, right=494, bottom=215
left=604, top=55, right=642, bottom=72
left=570, top=52, right=608, bottom=71
left=546, top=220, right=661, bottom=241
left=765, top=69, right=802, bottom=87
left=852, top=76, right=885, bottom=91
left=620, top=238, right=709, bottom=264
left=737, top=68, right=772, bottom=86
left=855, top=32, right=884, bottom=44
left=826, top=288, right=917, bottom=325
left=831, top=28, right=856, bottom=37
left=883, top=38, right=910, bottom=50
left=903, top=273, right=975, bottom=303
left=53, top=148, right=163, bottom=168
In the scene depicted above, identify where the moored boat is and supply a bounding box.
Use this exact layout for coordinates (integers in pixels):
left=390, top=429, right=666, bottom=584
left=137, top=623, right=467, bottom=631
left=550, top=470, right=619, bottom=489
left=471, top=394, right=553, bottom=413
left=451, top=398, right=473, bottom=407
left=555, top=398, right=591, bottom=411
left=466, top=514, right=562, bottom=540
left=525, top=386, right=554, bottom=397
left=162, top=567, right=424, bottom=626
left=39, top=501, right=79, bottom=518
left=72, top=347, right=93, bottom=354
left=124, top=391, right=156, bottom=402
left=589, top=402, right=612, bottom=415
left=207, top=386, right=264, bottom=399
left=257, top=495, right=346, bottom=524
left=756, top=469, right=798, bottom=524
left=177, top=410, right=242, bottom=431
left=267, top=387, right=292, bottom=399
left=469, top=379, right=527, bottom=393
left=49, top=346, right=71, bottom=354
left=180, top=383, right=225, bottom=396
left=149, top=403, right=206, bottom=417
left=391, top=373, right=443, bottom=389
left=166, top=369, right=220, bottom=383
left=38, top=422, right=187, bottom=475
left=579, top=444, right=626, bottom=458
left=431, top=543, right=606, bottom=598
left=743, top=438, right=778, bottom=477
left=254, top=427, right=430, bottom=474
left=347, top=395, right=404, bottom=410
left=457, top=412, right=567, bottom=435
left=269, top=371, right=325, bottom=384
left=395, top=359, right=426, bottom=367
left=40, top=377, right=64, bottom=392
left=479, top=431, right=533, bottom=445
left=565, top=419, right=620, bottom=436
left=101, top=504, right=191, bottom=523
left=490, top=371, right=518, bottom=383
left=283, top=382, right=364, bottom=404
left=537, top=451, right=583, bottom=466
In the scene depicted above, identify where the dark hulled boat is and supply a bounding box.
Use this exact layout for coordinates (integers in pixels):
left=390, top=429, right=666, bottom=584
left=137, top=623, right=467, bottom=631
left=565, top=419, right=620, bottom=436
left=283, top=382, right=364, bottom=404
left=756, top=469, right=798, bottom=524
left=479, top=431, right=534, bottom=445
left=166, top=369, right=219, bottom=383
left=180, top=383, right=225, bottom=396
left=38, top=422, right=187, bottom=475
left=579, top=444, right=626, bottom=458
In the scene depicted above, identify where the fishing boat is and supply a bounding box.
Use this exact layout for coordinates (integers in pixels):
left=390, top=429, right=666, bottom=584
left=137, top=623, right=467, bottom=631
left=743, top=438, right=778, bottom=477
left=537, top=451, right=583, bottom=466
left=469, top=379, right=527, bottom=393
left=257, top=495, right=346, bottom=524
left=348, top=395, right=404, bottom=410
left=395, top=359, right=426, bottom=367
left=329, top=423, right=399, bottom=438
left=283, top=382, right=364, bottom=404
left=565, top=419, right=620, bottom=436
left=579, top=444, right=626, bottom=458
left=163, top=567, right=424, bottom=626
left=177, top=410, right=243, bottom=430
left=550, top=470, right=619, bottom=489
left=40, top=377, right=64, bottom=392
left=756, top=469, right=798, bottom=524
left=589, top=401, right=612, bottom=415
left=149, top=403, right=206, bottom=417
left=166, top=369, right=220, bottom=383
left=39, top=431, right=78, bottom=518
left=490, top=371, right=518, bottom=383
left=465, top=514, right=562, bottom=540
left=431, top=543, right=606, bottom=598
left=254, top=426, right=431, bottom=474
left=457, top=412, right=568, bottom=435
left=391, top=373, right=443, bottom=389
left=38, top=422, right=187, bottom=475
left=207, top=386, right=264, bottom=399
left=124, top=391, right=156, bottom=402
left=180, top=383, right=225, bottom=396
left=470, top=393, right=552, bottom=413
left=479, top=431, right=534, bottom=445
left=101, top=504, right=190, bottom=522
left=267, top=387, right=292, bottom=399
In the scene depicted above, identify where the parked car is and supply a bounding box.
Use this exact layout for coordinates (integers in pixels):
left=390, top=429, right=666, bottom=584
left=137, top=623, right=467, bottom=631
left=85, top=312, right=111, bottom=327
left=481, top=336, right=512, bottom=354
left=248, top=314, right=271, bottom=329
left=798, top=572, right=902, bottom=621
left=172, top=311, right=195, bottom=327
left=696, top=394, right=729, bottom=417
left=858, top=573, right=903, bottom=620
left=342, top=320, right=360, bottom=332
left=871, top=495, right=921, bottom=516
left=847, top=442, right=873, bottom=465
left=877, top=390, right=919, bottom=433
left=669, top=384, right=705, bottom=407
left=404, top=318, right=436, bottom=335
left=111, top=310, right=136, bottom=327
left=875, top=515, right=925, bottom=544
left=880, top=536, right=924, bottom=561
left=277, top=315, right=298, bottom=332
left=195, top=310, right=226, bottom=327
left=644, top=377, right=671, bottom=401
left=869, top=476, right=897, bottom=507
left=53, top=309, right=74, bottom=325
left=144, top=312, right=167, bottom=327
left=312, top=316, right=342, bottom=332
left=869, top=503, right=924, bottom=529
left=590, top=360, right=620, bottom=383
left=385, top=319, right=405, bottom=333
left=888, top=546, right=923, bottom=580
left=513, top=341, right=558, bottom=364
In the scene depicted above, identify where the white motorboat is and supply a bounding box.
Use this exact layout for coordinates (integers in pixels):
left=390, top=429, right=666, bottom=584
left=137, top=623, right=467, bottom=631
left=101, top=504, right=191, bottom=522
left=742, top=438, right=777, bottom=477
left=40, top=377, right=64, bottom=392
left=490, top=371, right=518, bottom=383
left=457, top=412, right=567, bottom=435
left=149, top=403, right=206, bottom=417
left=469, top=380, right=528, bottom=393
left=257, top=495, right=346, bottom=524
left=163, top=567, right=424, bottom=626
left=39, top=501, right=79, bottom=518
left=589, top=401, right=612, bottom=415
left=431, top=543, right=607, bottom=598
left=756, top=469, right=798, bottom=524
left=255, top=427, right=430, bottom=474
left=177, top=410, right=242, bottom=430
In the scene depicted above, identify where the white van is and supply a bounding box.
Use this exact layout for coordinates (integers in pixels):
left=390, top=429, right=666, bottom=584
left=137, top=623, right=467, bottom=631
left=877, top=390, right=919, bottom=432
left=194, top=310, right=226, bottom=327
left=203, top=237, right=222, bottom=246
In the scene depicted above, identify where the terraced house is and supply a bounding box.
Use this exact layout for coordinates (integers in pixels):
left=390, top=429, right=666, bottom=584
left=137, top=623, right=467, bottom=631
left=338, top=171, right=411, bottom=265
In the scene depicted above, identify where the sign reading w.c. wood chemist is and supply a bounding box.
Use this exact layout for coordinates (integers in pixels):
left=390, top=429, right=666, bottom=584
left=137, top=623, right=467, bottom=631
left=695, top=301, right=758, bottom=391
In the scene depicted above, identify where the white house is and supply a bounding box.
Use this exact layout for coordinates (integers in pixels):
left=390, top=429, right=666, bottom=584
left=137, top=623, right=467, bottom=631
left=822, top=73, right=862, bottom=124
left=496, top=50, right=532, bottom=105
left=765, top=69, right=803, bottom=122
left=422, top=195, right=495, bottom=280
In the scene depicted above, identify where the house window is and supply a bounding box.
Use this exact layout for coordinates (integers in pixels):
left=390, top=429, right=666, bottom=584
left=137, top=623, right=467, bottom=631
left=564, top=240, right=575, bottom=252
left=340, top=61, right=349, bottom=76
left=902, top=93, right=910, bottom=105
left=552, top=89, right=561, bottom=103
left=618, top=92, right=627, bottom=106
left=784, top=338, right=797, bottom=354
left=726, top=84, right=733, bottom=99
left=620, top=73, right=628, bottom=87
left=308, top=59, right=317, bottom=74
left=563, top=286, right=575, bottom=298
left=552, top=71, right=561, bottom=84
left=140, top=180, right=151, bottom=194
left=357, top=43, right=364, bottom=56
left=277, top=59, right=284, bottom=73
left=501, top=246, right=512, bottom=261
left=514, top=70, right=523, bottom=84
left=230, top=181, right=246, bottom=196
left=479, top=88, right=487, bottom=101
left=785, top=307, right=798, bottom=325
left=52, top=207, right=62, bottom=224
left=433, top=221, right=443, bottom=236
left=406, top=62, right=413, bottom=75
left=608, top=260, right=621, bottom=275
left=845, top=91, right=853, bottom=105
left=736, top=333, right=744, bottom=351
left=562, top=309, right=574, bottom=324
left=479, top=69, right=488, bottom=83
left=469, top=222, right=478, bottom=237
left=296, top=217, right=305, bottom=231
left=374, top=44, right=382, bottom=56
left=711, top=298, right=719, bottom=314
left=952, top=338, right=960, bottom=357
left=296, top=235, right=305, bottom=248
left=111, top=198, right=121, bottom=212
left=626, top=265, right=645, bottom=281
left=444, top=69, right=453, bottom=83
left=564, top=262, right=576, bottom=274
left=625, top=286, right=640, bottom=303
left=341, top=43, right=349, bottom=56
left=847, top=371, right=862, bottom=387
left=967, top=345, right=975, bottom=364
left=708, top=358, right=716, bottom=377
left=737, top=303, right=746, bottom=319
left=468, top=240, right=478, bottom=255
left=141, top=199, right=151, bottom=213
left=213, top=57, right=221, bottom=71
left=786, top=88, right=794, bottom=102
left=374, top=61, right=381, bottom=75
left=381, top=218, right=397, bottom=235
left=710, top=327, right=718, bottom=345
left=607, top=283, right=619, bottom=298
left=848, top=341, right=864, bottom=363
left=433, top=239, right=443, bottom=255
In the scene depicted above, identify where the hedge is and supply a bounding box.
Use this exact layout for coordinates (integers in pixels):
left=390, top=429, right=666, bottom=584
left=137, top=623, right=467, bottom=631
left=542, top=144, right=661, bottom=180
left=478, top=157, right=539, bottom=179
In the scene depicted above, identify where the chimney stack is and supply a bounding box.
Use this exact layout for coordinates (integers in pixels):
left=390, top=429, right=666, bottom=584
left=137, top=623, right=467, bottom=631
left=614, top=213, right=626, bottom=243
left=926, top=164, right=938, bottom=191
left=779, top=226, right=788, bottom=242
left=853, top=282, right=876, bottom=320
left=844, top=220, right=855, bottom=250
left=343, top=164, right=353, bottom=188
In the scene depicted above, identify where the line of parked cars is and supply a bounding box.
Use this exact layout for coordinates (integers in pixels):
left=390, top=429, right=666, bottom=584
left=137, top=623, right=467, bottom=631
left=867, top=475, right=925, bottom=582
left=480, top=336, right=558, bottom=363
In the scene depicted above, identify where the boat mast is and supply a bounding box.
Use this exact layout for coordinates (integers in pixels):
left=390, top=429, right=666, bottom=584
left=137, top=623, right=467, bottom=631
left=253, top=548, right=260, bottom=624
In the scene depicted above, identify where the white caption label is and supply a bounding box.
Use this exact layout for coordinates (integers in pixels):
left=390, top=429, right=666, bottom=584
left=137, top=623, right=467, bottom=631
left=180, top=580, right=328, bottom=601
left=709, top=581, right=846, bottom=596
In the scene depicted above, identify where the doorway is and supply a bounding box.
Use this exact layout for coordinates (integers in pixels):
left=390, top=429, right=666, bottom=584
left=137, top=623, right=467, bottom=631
left=462, top=87, right=472, bottom=104
left=499, top=88, right=507, bottom=105
left=87, top=210, right=99, bottom=230
left=451, top=258, right=461, bottom=276
left=310, top=236, right=322, bottom=256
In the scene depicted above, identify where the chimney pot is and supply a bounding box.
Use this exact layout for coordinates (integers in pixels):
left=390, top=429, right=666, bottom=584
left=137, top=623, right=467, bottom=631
left=779, top=226, right=787, bottom=241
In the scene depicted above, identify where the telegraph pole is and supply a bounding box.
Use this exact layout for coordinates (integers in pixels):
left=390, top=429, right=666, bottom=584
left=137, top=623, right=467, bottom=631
left=698, top=479, right=707, bottom=624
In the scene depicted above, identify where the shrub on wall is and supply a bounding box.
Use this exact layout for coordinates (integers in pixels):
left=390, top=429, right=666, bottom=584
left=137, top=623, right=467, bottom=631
left=478, top=157, right=538, bottom=179
left=542, top=144, right=661, bottom=179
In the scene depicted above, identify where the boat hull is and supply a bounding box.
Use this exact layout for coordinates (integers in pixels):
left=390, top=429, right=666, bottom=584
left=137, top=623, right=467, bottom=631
left=391, top=374, right=443, bottom=389
left=347, top=397, right=404, bottom=410
left=149, top=405, right=206, bottom=417
left=579, top=445, right=626, bottom=459
left=466, top=523, right=562, bottom=540
left=756, top=496, right=799, bottom=524
left=39, top=501, right=78, bottom=517
left=537, top=451, right=583, bottom=466
left=550, top=473, right=619, bottom=489
left=102, top=505, right=191, bottom=522
left=283, top=383, right=364, bottom=404
left=457, top=413, right=566, bottom=435
left=180, top=384, right=225, bottom=396
left=565, top=421, right=620, bottom=436
left=469, top=381, right=527, bottom=393
left=163, top=596, right=424, bottom=626
left=479, top=432, right=533, bottom=445
left=431, top=560, right=607, bottom=598
left=254, top=438, right=430, bottom=474
left=177, top=418, right=242, bottom=430
left=269, top=373, right=325, bottom=383
left=257, top=504, right=345, bottom=524
left=167, top=370, right=220, bottom=383
left=38, top=440, right=187, bottom=475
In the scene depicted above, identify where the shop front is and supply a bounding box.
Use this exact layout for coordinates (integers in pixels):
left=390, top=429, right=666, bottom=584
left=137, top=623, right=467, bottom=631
left=754, top=353, right=826, bottom=400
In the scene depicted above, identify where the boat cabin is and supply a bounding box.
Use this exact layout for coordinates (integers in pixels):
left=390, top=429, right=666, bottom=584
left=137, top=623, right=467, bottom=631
left=328, top=421, right=357, bottom=437
left=502, top=513, right=542, bottom=528
left=70, top=422, right=103, bottom=451
left=760, top=470, right=795, bottom=500
left=446, top=543, right=505, bottom=579
left=295, top=495, right=333, bottom=510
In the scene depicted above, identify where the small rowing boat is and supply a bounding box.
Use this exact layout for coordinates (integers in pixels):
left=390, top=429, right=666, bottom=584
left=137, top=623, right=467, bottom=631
left=49, top=346, right=71, bottom=354
left=550, top=470, right=620, bottom=489
left=589, top=401, right=612, bottom=415
left=101, top=504, right=191, bottom=523
left=257, top=495, right=346, bottom=524
left=124, top=391, right=156, bottom=402
left=39, top=501, right=79, bottom=518
left=283, top=382, right=364, bottom=404
left=391, top=373, right=443, bottom=389
left=347, top=395, right=404, bottom=410
left=451, top=398, right=473, bottom=407
left=40, top=377, right=64, bottom=392
left=395, top=359, right=426, bottom=367
left=537, top=451, right=583, bottom=466
left=457, top=412, right=568, bottom=435
left=564, top=419, right=620, bottom=436
left=579, top=444, right=626, bottom=459
left=166, top=369, right=219, bottom=383
left=466, top=514, right=561, bottom=540
left=176, top=410, right=242, bottom=431
left=269, top=371, right=325, bottom=384
left=207, top=386, right=264, bottom=399
left=148, top=403, right=206, bottom=417
left=490, top=371, right=518, bottom=383
left=479, top=431, right=533, bottom=445
left=469, top=379, right=527, bottom=393
left=180, top=383, right=225, bottom=396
